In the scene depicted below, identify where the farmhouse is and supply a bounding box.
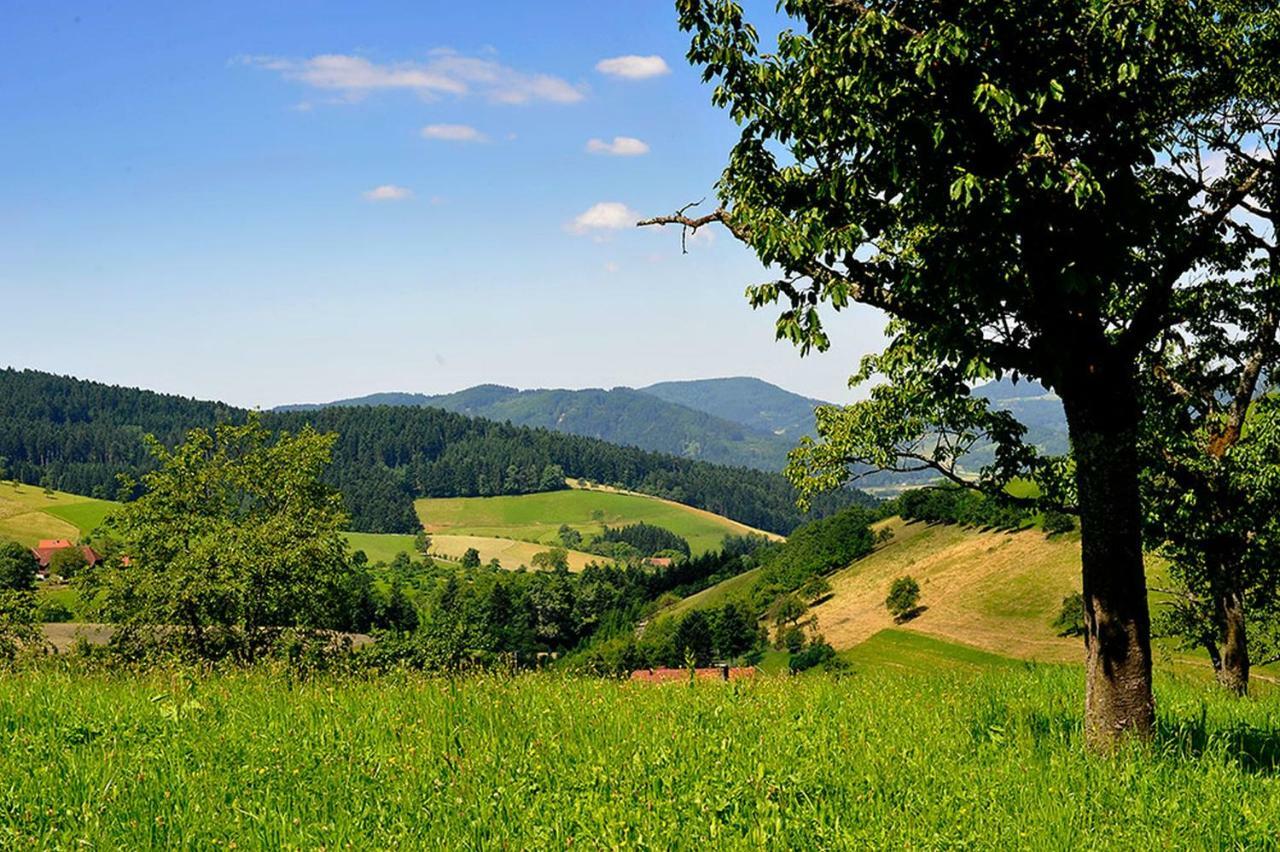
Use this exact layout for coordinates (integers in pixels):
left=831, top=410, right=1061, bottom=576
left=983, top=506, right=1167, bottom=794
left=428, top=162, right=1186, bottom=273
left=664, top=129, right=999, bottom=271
left=30, top=539, right=100, bottom=579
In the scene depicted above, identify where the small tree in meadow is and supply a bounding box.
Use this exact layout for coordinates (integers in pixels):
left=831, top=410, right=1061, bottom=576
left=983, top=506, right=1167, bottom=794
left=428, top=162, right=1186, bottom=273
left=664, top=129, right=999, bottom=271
left=1053, top=592, right=1087, bottom=638
left=460, top=548, right=482, bottom=570
left=800, top=575, right=832, bottom=604
left=885, top=577, right=921, bottom=623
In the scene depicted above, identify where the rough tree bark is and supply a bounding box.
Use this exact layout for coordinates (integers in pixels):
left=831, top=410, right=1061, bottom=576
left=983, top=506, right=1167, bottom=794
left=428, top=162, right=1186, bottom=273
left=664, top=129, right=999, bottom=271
left=1216, top=585, right=1250, bottom=696
left=1061, top=370, right=1156, bottom=746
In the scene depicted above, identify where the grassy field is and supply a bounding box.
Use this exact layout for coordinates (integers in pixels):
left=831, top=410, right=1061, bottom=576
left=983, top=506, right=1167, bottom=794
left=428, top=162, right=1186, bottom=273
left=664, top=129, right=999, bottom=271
left=416, top=487, right=780, bottom=556
left=343, top=531, right=420, bottom=565
left=0, top=482, right=117, bottom=546
left=429, top=533, right=599, bottom=572
left=808, top=517, right=1085, bottom=661
left=1, top=665, right=1279, bottom=847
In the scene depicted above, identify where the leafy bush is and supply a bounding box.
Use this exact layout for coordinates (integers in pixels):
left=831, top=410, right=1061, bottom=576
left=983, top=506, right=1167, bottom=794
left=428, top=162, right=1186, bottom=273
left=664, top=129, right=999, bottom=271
left=1042, top=510, right=1076, bottom=537
left=885, top=577, right=921, bottom=622
left=788, top=637, right=836, bottom=673
left=599, top=523, right=691, bottom=557
left=35, top=598, right=74, bottom=623
left=1052, top=592, right=1086, bottom=637
left=894, top=487, right=1029, bottom=530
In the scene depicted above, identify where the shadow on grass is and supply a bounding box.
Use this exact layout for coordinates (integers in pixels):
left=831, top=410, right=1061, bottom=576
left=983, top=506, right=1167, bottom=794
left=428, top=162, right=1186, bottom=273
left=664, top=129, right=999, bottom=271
left=892, top=605, right=928, bottom=624
left=969, top=701, right=1280, bottom=775
left=1157, top=714, right=1280, bottom=775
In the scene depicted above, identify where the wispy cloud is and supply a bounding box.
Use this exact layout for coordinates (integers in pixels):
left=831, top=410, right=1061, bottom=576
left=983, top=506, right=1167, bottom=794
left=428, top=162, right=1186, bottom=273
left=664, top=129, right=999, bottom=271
left=595, top=55, right=670, bottom=80
left=241, top=50, right=585, bottom=105
left=568, top=201, right=639, bottom=235
left=362, top=185, right=414, bottom=202
left=586, top=136, right=649, bottom=156
left=421, top=124, right=486, bottom=142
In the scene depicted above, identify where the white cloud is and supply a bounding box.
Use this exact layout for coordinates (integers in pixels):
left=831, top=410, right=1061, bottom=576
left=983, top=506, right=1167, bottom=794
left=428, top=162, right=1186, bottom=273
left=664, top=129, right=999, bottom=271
left=604, top=261, right=620, bottom=274
left=568, top=201, right=639, bottom=235
left=586, top=136, right=649, bottom=156
left=241, top=50, right=585, bottom=105
left=362, top=185, right=414, bottom=202
left=595, top=55, right=670, bottom=80
left=421, top=123, right=486, bottom=142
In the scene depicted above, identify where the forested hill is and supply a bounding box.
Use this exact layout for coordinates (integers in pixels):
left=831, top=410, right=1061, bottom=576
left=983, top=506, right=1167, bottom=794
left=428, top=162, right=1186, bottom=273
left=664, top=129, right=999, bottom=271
left=279, top=383, right=799, bottom=471
left=0, top=368, right=873, bottom=535
left=639, top=377, right=826, bottom=440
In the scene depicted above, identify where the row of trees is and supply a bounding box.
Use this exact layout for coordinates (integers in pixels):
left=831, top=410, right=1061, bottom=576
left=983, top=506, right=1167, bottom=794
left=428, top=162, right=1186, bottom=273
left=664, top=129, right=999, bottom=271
left=0, top=368, right=870, bottom=536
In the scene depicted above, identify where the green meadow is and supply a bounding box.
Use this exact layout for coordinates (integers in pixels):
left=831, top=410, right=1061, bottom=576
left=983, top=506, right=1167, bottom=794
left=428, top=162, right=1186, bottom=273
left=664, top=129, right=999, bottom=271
left=416, top=487, right=778, bottom=555
left=1, top=663, right=1278, bottom=848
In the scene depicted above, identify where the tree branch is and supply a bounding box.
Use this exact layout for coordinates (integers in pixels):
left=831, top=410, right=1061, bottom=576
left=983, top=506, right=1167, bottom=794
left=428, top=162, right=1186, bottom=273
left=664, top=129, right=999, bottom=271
left=1121, top=165, right=1265, bottom=354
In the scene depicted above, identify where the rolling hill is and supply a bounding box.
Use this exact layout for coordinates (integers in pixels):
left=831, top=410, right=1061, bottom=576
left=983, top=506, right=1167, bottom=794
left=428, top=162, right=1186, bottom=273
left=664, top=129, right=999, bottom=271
left=279, top=382, right=800, bottom=471
left=278, top=375, right=1073, bottom=490
left=0, top=481, right=116, bottom=547
left=2, top=368, right=868, bottom=536
left=416, top=484, right=781, bottom=557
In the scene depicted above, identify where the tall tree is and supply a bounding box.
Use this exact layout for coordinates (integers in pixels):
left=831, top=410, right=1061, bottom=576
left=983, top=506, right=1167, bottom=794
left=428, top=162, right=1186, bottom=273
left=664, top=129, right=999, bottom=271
left=84, top=415, right=354, bottom=662
left=645, top=0, right=1277, bottom=745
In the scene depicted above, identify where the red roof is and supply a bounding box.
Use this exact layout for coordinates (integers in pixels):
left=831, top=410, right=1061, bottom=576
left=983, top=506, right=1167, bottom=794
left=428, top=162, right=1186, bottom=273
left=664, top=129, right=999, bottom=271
left=645, top=557, right=674, bottom=568
left=30, top=541, right=100, bottom=569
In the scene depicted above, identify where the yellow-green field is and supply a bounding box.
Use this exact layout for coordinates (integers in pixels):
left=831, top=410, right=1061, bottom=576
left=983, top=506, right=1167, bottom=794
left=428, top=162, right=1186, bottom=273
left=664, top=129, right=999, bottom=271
left=429, top=534, right=598, bottom=572
left=0, top=482, right=116, bottom=546
left=416, top=487, right=779, bottom=555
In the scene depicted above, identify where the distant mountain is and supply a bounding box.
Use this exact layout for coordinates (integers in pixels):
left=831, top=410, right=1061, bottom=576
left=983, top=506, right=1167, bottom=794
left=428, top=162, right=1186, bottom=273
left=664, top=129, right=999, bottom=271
left=277, top=375, right=1072, bottom=481
left=640, top=377, right=825, bottom=439
left=279, top=382, right=803, bottom=471
left=972, top=377, right=1069, bottom=457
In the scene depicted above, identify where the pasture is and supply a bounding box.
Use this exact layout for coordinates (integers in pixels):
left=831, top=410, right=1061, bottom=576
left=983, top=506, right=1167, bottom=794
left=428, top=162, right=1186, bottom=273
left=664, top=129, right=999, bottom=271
left=0, top=482, right=116, bottom=546
left=416, top=487, right=779, bottom=555
left=1, top=665, right=1278, bottom=847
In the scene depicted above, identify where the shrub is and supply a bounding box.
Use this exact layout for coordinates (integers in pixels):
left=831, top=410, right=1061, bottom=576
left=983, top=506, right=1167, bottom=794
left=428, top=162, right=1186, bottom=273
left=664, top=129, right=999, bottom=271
left=35, top=598, right=74, bottom=623
left=1042, top=510, right=1076, bottom=537
left=1052, top=592, right=1086, bottom=637
left=885, top=577, right=921, bottom=622
left=788, top=637, right=836, bottom=673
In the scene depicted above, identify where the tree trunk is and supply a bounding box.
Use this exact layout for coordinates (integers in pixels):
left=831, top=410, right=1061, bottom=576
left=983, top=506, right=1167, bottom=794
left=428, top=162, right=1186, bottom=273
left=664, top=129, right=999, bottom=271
left=1062, top=379, right=1156, bottom=749
left=1216, top=587, right=1250, bottom=696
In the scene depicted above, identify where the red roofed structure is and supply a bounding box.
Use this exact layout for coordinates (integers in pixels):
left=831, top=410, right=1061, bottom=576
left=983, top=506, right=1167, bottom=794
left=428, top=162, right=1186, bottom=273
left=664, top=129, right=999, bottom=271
left=30, top=539, right=100, bottom=573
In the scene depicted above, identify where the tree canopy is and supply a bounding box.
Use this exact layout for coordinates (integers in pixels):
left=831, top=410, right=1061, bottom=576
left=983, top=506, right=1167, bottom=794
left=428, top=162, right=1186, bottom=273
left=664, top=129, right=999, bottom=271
left=648, top=0, right=1280, bottom=746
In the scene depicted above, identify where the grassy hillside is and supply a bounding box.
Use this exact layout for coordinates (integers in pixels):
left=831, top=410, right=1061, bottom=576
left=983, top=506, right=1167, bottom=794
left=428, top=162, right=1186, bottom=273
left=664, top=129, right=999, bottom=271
left=429, top=534, right=598, bottom=572
left=808, top=517, right=1085, bottom=662
left=416, top=486, right=780, bottom=556
left=2, top=667, right=1279, bottom=846
left=0, top=481, right=116, bottom=546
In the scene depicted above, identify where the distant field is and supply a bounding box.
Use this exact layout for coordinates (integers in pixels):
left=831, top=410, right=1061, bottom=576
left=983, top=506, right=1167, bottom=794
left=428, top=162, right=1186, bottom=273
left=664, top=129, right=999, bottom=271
left=809, top=517, right=1085, bottom=662
left=429, top=534, right=598, bottom=572
left=344, top=531, right=420, bottom=565
left=416, top=488, right=779, bottom=555
left=0, top=482, right=117, bottom=546
left=2, top=667, right=1279, bottom=846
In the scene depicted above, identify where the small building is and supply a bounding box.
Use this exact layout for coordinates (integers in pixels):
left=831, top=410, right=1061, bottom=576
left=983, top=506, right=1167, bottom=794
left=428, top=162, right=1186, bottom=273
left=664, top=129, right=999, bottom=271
left=644, top=557, right=674, bottom=569
left=30, top=539, right=100, bottom=579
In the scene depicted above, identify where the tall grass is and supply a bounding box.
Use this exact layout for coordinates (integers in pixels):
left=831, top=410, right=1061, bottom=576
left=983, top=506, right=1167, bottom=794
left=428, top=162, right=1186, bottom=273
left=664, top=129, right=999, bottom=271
left=1, top=665, right=1278, bottom=847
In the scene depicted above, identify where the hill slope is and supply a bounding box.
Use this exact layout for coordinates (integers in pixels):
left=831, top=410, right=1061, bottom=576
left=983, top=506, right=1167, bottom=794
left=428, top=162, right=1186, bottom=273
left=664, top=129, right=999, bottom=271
left=280, top=383, right=797, bottom=471
left=0, top=481, right=116, bottom=547
left=0, top=368, right=869, bottom=536
left=639, top=377, right=825, bottom=440
left=417, top=485, right=781, bottom=556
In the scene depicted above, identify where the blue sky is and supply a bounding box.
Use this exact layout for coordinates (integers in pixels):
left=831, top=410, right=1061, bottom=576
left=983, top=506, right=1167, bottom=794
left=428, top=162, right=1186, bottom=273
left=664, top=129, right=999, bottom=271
left=0, top=1, right=888, bottom=408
